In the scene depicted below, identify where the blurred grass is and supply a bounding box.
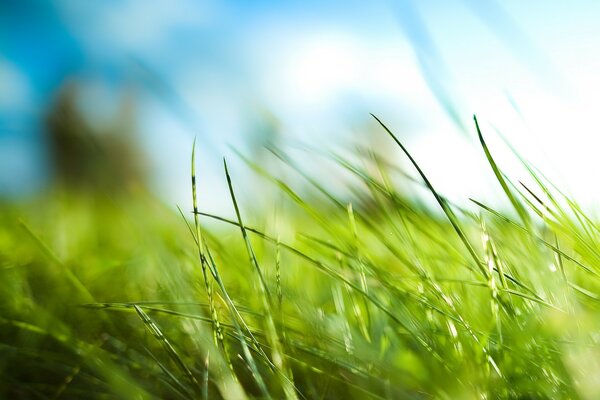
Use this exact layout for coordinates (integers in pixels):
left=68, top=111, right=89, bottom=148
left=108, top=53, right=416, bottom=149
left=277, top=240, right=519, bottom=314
left=2, top=115, right=600, bottom=399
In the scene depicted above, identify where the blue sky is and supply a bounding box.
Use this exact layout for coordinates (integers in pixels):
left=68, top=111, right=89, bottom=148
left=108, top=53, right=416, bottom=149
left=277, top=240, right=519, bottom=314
left=2, top=0, right=600, bottom=212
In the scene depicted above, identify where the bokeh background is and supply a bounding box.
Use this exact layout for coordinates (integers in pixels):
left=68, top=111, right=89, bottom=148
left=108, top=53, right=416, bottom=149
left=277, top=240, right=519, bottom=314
left=2, top=0, right=600, bottom=213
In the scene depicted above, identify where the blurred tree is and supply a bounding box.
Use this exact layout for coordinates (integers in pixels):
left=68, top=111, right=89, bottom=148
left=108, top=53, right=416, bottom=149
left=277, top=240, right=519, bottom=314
left=45, top=82, right=147, bottom=193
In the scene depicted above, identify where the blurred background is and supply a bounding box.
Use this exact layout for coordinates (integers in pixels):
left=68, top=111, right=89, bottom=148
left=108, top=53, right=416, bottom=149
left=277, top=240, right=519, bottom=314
left=2, top=0, right=600, bottom=213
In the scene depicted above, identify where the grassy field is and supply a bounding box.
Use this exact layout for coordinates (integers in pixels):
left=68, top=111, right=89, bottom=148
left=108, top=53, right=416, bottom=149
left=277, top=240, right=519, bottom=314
left=2, top=116, right=600, bottom=399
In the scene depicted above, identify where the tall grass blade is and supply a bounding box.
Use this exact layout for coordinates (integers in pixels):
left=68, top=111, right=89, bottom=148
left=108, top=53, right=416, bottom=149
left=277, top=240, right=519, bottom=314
left=371, top=114, right=485, bottom=277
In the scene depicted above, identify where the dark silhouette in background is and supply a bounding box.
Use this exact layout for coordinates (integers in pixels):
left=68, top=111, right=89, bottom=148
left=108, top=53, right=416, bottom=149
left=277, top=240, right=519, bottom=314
left=45, top=82, right=147, bottom=193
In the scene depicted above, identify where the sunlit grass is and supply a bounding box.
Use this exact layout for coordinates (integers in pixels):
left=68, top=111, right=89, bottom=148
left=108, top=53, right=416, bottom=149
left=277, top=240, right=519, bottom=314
left=2, top=116, right=600, bottom=399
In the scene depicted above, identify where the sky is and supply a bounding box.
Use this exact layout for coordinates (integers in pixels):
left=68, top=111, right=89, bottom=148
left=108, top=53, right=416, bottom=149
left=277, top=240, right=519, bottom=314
left=2, top=0, right=600, bottom=214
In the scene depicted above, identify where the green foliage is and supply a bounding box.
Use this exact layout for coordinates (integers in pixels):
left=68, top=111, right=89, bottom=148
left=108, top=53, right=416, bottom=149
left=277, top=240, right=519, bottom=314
left=2, top=117, right=600, bottom=399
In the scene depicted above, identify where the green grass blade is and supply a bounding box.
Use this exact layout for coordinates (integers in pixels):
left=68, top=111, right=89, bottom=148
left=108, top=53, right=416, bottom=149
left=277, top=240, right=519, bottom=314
left=371, top=114, right=486, bottom=278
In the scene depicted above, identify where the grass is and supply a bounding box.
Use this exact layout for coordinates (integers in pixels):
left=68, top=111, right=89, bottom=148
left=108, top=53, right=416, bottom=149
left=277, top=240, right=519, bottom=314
left=2, top=115, right=600, bottom=399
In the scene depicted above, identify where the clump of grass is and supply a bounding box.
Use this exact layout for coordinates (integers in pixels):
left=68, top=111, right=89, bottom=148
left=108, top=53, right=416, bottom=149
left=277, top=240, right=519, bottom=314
left=2, top=115, right=600, bottom=399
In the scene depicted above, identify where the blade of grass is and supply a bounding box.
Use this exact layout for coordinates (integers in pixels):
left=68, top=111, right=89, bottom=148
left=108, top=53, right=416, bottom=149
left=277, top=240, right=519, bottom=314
left=189, top=142, right=229, bottom=374
left=371, top=114, right=486, bottom=278
left=474, top=115, right=530, bottom=227
left=193, top=210, right=451, bottom=370
left=223, top=159, right=299, bottom=400
left=18, top=219, right=95, bottom=303
left=471, top=198, right=600, bottom=278
left=133, top=305, right=202, bottom=394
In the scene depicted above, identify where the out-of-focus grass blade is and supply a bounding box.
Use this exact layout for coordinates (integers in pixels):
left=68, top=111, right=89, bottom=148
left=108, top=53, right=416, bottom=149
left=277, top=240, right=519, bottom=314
left=394, top=0, right=466, bottom=132
left=18, top=220, right=95, bottom=303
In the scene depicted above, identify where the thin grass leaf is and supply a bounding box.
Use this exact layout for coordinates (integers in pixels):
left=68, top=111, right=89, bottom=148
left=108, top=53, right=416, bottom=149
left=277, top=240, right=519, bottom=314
left=133, top=305, right=202, bottom=394
left=471, top=198, right=600, bottom=278
left=371, top=114, right=486, bottom=278
left=474, top=115, right=530, bottom=226
left=18, top=220, right=95, bottom=303
left=223, top=159, right=299, bottom=400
